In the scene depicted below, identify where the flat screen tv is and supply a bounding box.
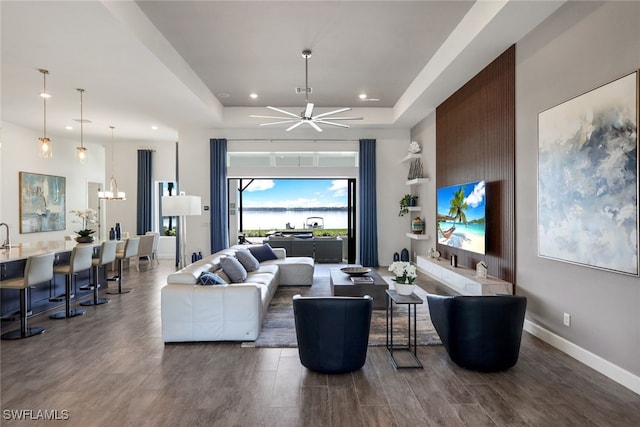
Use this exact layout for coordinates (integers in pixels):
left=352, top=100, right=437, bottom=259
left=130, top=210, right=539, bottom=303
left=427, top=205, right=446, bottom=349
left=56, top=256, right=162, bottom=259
left=436, top=180, right=486, bottom=255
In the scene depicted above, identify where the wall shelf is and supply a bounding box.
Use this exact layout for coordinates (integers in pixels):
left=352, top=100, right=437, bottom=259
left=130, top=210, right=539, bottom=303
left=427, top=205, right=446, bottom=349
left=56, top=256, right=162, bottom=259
left=407, top=206, right=422, bottom=212
left=406, top=233, right=429, bottom=240
left=406, top=178, right=429, bottom=186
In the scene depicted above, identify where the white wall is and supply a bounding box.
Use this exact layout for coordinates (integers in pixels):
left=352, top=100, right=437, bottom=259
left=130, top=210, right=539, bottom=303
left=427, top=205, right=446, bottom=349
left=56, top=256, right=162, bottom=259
left=516, top=1, right=640, bottom=381
left=0, top=121, right=105, bottom=242
left=101, top=138, right=176, bottom=240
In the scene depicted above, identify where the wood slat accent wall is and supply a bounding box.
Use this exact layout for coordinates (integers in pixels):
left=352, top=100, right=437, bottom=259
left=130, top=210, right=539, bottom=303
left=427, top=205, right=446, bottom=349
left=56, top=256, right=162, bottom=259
left=435, top=45, right=515, bottom=284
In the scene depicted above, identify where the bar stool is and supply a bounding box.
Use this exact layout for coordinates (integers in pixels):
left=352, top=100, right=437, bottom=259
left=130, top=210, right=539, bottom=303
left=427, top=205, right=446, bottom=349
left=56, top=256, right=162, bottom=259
left=146, top=231, right=160, bottom=266
left=107, top=237, right=139, bottom=295
left=80, top=240, right=117, bottom=307
left=0, top=252, right=55, bottom=340
left=50, top=244, right=94, bottom=319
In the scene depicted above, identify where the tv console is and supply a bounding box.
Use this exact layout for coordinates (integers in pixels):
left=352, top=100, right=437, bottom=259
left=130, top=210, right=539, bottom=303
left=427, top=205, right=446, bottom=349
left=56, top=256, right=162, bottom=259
left=416, top=255, right=513, bottom=296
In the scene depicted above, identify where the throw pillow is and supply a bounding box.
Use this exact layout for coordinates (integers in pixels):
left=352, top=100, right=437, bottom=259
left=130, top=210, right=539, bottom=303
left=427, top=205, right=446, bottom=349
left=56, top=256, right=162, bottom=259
left=248, top=244, right=278, bottom=263
left=198, top=271, right=227, bottom=286
left=236, top=249, right=260, bottom=272
left=220, top=256, right=248, bottom=283
left=213, top=269, right=231, bottom=284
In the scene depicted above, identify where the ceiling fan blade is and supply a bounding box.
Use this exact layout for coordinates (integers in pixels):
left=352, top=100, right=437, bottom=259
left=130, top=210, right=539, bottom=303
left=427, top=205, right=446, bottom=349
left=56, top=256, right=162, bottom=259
left=259, top=120, right=299, bottom=126
left=250, top=115, right=297, bottom=119
left=314, top=107, right=351, bottom=119
left=286, top=121, right=305, bottom=131
left=315, top=116, right=363, bottom=120
left=304, top=103, right=314, bottom=118
left=266, top=106, right=300, bottom=118
left=314, top=119, right=350, bottom=129
left=308, top=121, right=323, bottom=132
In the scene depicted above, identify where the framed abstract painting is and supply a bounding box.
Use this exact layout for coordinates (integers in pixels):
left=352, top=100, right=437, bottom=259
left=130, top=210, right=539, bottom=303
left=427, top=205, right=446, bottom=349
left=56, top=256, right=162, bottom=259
left=19, top=172, right=66, bottom=233
left=538, top=71, right=639, bottom=275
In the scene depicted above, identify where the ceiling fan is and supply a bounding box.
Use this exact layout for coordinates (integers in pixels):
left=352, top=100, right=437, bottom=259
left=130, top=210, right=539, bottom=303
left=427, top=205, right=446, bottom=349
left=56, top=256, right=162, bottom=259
left=250, top=49, right=362, bottom=132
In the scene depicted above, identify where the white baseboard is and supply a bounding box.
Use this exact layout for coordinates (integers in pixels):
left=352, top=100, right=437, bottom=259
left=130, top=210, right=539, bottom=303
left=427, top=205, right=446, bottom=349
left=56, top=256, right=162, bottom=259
left=524, top=320, right=640, bottom=395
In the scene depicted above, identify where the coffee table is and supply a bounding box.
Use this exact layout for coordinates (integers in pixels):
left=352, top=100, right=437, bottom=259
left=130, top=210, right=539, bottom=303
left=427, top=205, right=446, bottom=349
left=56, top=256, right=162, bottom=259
left=330, top=268, right=389, bottom=309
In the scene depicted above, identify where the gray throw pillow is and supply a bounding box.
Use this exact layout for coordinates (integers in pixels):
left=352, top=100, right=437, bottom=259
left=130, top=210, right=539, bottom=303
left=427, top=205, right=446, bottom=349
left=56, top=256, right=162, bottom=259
left=220, top=256, right=248, bottom=283
left=236, top=249, right=260, bottom=272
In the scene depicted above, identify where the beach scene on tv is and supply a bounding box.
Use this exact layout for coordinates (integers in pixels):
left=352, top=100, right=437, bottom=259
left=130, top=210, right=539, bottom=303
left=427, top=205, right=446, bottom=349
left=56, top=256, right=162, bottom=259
left=437, top=180, right=486, bottom=255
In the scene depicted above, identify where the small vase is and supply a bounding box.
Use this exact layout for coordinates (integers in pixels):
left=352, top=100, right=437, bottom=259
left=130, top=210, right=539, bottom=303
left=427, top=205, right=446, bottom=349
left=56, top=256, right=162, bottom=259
left=411, top=217, right=425, bottom=234
left=395, top=283, right=415, bottom=296
left=76, top=236, right=95, bottom=243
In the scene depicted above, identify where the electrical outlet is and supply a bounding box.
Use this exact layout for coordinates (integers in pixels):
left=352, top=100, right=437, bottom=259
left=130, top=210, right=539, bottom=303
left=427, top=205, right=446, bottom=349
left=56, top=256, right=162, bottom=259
left=563, top=312, right=571, bottom=327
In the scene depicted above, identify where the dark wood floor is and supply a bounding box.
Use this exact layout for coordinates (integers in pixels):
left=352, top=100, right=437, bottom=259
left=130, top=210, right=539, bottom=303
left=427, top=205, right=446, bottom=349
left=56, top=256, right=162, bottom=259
left=1, top=260, right=639, bottom=426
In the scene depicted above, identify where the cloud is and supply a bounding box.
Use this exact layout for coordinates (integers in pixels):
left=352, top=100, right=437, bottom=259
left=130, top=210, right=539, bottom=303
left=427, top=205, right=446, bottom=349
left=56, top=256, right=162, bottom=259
left=246, top=180, right=275, bottom=192
left=329, top=180, right=348, bottom=197
left=465, top=180, right=485, bottom=208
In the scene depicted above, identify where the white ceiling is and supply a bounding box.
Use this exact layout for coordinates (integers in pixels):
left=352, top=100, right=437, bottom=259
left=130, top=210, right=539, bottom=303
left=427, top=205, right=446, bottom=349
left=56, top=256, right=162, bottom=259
left=1, top=1, right=564, bottom=145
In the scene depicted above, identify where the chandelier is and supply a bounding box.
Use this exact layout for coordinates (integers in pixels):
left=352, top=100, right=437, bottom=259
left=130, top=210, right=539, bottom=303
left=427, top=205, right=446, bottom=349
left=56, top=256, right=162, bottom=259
left=98, top=126, right=126, bottom=200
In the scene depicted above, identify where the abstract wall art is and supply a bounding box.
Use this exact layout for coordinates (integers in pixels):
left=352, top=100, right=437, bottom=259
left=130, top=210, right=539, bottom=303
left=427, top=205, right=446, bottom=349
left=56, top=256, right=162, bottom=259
left=538, top=71, right=638, bottom=275
left=19, top=172, right=66, bottom=233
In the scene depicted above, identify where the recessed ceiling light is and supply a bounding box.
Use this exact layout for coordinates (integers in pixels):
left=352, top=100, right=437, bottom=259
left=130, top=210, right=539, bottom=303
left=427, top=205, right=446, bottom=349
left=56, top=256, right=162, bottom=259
left=359, top=93, right=367, bottom=99
left=151, top=126, right=158, bottom=130
left=65, top=125, right=73, bottom=130
left=250, top=93, right=258, bottom=99
left=217, top=93, right=230, bottom=98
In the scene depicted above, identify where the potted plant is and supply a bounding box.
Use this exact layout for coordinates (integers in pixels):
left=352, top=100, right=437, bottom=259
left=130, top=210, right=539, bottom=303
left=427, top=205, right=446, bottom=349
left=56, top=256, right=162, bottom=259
left=70, top=208, right=97, bottom=243
left=399, top=194, right=418, bottom=216
left=388, top=261, right=417, bottom=295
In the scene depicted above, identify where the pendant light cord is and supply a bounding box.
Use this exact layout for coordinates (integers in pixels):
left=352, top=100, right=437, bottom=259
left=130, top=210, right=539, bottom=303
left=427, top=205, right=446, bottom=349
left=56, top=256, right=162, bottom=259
left=79, top=89, right=84, bottom=149
left=41, top=70, right=48, bottom=139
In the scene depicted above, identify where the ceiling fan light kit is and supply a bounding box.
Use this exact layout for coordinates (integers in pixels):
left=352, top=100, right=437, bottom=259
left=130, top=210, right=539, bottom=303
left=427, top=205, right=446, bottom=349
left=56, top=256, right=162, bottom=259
left=250, top=49, right=362, bottom=132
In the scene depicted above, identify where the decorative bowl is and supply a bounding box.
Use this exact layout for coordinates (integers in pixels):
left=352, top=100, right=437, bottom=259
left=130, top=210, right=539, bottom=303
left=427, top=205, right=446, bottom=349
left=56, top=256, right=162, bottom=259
left=340, top=267, right=372, bottom=277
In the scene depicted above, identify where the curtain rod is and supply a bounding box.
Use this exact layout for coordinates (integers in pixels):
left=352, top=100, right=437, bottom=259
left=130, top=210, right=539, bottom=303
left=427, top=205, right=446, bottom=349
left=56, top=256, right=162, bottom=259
left=225, top=138, right=359, bottom=142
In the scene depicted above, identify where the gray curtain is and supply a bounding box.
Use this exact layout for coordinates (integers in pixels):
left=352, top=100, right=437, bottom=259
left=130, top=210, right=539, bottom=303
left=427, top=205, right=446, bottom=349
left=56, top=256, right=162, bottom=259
left=136, top=149, right=153, bottom=235
left=359, top=139, right=379, bottom=267
left=210, top=139, right=229, bottom=252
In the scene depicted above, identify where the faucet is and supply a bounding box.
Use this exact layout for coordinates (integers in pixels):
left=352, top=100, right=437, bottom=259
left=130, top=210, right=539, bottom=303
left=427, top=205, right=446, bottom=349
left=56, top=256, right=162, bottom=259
left=0, top=223, right=10, bottom=249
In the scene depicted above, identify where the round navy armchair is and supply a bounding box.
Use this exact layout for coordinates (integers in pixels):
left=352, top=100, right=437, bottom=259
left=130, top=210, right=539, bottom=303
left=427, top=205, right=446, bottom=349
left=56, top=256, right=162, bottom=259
left=293, top=295, right=373, bottom=374
left=427, top=294, right=527, bottom=372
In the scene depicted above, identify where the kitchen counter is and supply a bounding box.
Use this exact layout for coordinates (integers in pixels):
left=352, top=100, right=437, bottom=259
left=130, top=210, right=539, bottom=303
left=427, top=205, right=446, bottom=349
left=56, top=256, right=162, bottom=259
left=0, top=240, right=87, bottom=263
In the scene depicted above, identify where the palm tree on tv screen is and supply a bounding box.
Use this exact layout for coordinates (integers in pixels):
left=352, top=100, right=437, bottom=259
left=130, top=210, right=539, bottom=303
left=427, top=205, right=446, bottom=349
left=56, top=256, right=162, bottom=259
left=448, top=186, right=468, bottom=225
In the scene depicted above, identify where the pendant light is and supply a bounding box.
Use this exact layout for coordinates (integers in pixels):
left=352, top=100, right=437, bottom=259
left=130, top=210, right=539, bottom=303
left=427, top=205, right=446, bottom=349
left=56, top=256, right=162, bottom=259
left=38, top=69, right=52, bottom=158
left=98, top=126, right=126, bottom=200
left=76, top=88, right=88, bottom=164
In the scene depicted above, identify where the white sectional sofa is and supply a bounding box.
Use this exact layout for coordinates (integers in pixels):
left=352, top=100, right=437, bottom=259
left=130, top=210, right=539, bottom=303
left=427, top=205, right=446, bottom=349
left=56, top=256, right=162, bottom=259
left=161, top=245, right=314, bottom=342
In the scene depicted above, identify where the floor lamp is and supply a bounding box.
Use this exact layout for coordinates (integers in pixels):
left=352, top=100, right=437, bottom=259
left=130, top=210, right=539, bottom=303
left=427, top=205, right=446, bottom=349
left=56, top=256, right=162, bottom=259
left=162, top=192, right=202, bottom=269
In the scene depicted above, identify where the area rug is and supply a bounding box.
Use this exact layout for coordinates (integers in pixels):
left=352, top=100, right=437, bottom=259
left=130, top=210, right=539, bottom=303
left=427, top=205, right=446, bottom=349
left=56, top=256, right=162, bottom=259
left=241, top=274, right=442, bottom=348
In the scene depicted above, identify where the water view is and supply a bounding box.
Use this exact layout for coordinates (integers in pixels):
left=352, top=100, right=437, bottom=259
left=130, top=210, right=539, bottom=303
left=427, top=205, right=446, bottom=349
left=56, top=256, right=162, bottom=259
left=242, top=208, right=348, bottom=231
left=241, top=179, right=349, bottom=230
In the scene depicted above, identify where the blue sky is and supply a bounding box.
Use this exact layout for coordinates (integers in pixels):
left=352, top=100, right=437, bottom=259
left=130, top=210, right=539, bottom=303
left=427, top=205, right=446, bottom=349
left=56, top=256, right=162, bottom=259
left=243, top=179, right=348, bottom=208
left=436, top=180, right=486, bottom=221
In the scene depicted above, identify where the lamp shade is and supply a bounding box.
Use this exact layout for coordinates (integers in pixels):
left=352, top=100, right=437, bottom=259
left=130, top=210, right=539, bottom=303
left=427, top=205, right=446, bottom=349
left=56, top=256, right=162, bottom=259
left=162, top=195, right=201, bottom=216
